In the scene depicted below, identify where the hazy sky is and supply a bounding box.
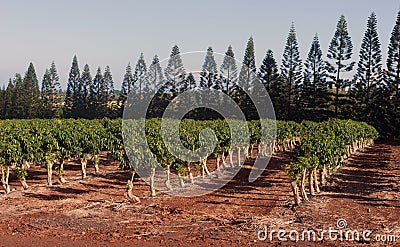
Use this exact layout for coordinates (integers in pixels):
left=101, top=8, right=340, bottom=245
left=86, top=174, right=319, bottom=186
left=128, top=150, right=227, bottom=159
left=1, top=0, right=399, bottom=89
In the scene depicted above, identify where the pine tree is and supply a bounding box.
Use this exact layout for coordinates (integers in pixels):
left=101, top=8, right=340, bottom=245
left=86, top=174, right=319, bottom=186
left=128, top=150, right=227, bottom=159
left=257, top=49, right=285, bottom=117
left=281, top=24, right=302, bottom=116
left=186, top=73, right=196, bottom=89
left=101, top=65, right=114, bottom=116
left=65, top=55, right=80, bottom=117
left=3, top=79, right=15, bottom=119
left=22, top=62, right=40, bottom=118
left=351, top=12, right=383, bottom=115
left=133, top=53, right=147, bottom=95
left=220, top=45, right=238, bottom=94
left=0, top=87, right=5, bottom=119
left=40, top=68, right=52, bottom=118
left=387, top=10, right=400, bottom=105
left=238, top=36, right=256, bottom=92
left=7, top=74, right=24, bottom=118
left=144, top=55, right=164, bottom=94
left=89, top=67, right=103, bottom=118
left=303, top=34, right=328, bottom=109
left=48, top=61, right=62, bottom=118
left=41, top=62, right=62, bottom=118
left=258, top=49, right=279, bottom=92
left=164, top=45, right=186, bottom=94
left=326, top=15, right=355, bottom=115
left=76, top=64, right=92, bottom=117
left=120, top=62, right=134, bottom=103
left=200, top=47, right=218, bottom=89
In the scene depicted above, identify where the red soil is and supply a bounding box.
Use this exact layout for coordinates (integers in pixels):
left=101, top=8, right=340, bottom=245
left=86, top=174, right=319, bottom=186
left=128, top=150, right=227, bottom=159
left=0, top=142, right=399, bottom=246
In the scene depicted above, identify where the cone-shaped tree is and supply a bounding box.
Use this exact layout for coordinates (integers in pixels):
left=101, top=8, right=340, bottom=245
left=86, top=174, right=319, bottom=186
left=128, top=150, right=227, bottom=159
left=238, top=36, right=256, bottom=92
left=65, top=56, right=80, bottom=117
left=144, top=55, right=164, bottom=94
left=133, top=53, right=147, bottom=95
left=281, top=24, right=302, bottom=116
left=351, top=12, right=383, bottom=116
left=164, top=45, right=186, bottom=94
left=220, top=45, right=238, bottom=94
left=258, top=49, right=279, bottom=92
left=326, top=15, right=355, bottom=115
left=387, top=10, right=400, bottom=105
left=22, top=62, right=40, bottom=118
left=200, top=47, right=218, bottom=89
left=303, top=34, right=328, bottom=109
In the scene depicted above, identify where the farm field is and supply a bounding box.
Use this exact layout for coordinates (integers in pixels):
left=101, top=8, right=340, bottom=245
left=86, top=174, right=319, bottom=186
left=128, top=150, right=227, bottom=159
left=0, top=141, right=399, bottom=247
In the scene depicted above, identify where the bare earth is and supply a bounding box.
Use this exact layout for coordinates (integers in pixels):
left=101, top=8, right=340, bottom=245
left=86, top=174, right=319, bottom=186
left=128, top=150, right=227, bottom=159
left=0, top=142, right=399, bottom=247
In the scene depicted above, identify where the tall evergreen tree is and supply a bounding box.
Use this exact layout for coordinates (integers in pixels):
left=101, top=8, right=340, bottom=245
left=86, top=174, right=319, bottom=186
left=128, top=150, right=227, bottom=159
left=303, top=34, right=328, bottom=109
left=144, top=55, right=164, bottom=94
left=220, top=45, right=238, bottom=94
left=40, top=69, right=52, bottom=118
left=65, top=55, right=80, bottom=117
left=101, top=65, right=114, bottom=116
left=22, top=62, right=40, bottom=118
left=49, top=61, right=62, bottom=117
left=7, top=74, right=24, bottom=118
left=281, top=24, right=302, bottom=116
left=41, top=62, right=62, bottom=118
left=75, top=64, right=92, bottom=117
left=0, top=87, right=5, bottom=119
left=3, top=79, right=14, bottom=118
left=133, top=53, right=147, bottom=95
left=200, top=47, right=218, bottom=89
left=238, top=36, right=256, bottom=92
left=326, top=15, right=355, bottom=115
left=258, top=49, right=279, bottom=92
left=387, top=10, right=400, bottom=104
left=351, top=12, right=383, bottom=114
left=186, top=73, right=196, bottom=89
left=164, top=45, right=186, bottom=94
left=258, top=49, right=285, bottom=117
left=120, top=62, right=134, bottom=103
left=89, top=67, right=103, bottom=118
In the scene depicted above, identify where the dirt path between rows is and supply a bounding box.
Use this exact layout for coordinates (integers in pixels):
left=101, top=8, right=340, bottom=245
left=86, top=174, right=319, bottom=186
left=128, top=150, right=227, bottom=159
left=0, top=142, right=399, bottom=246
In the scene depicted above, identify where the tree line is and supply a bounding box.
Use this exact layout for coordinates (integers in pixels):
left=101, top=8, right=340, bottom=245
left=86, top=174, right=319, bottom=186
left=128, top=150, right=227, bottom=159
left=0, top=12, right=399, bottom=138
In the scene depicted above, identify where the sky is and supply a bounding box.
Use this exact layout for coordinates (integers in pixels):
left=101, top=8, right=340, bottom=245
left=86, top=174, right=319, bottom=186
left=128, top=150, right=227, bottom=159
left=1, top=0, right=399, bottom=89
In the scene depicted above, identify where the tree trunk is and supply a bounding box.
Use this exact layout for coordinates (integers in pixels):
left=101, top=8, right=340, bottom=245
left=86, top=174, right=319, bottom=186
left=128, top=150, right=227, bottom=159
left=20, top=178, right=29, bottom=190
left=320, top=164, right=327, bottom=186
left=58, top=161, right=66, bottom=184
left=179, top=177, right=185, bottom=188
left=237, top=147, right=241, bottom=166
left=313, top=168, right=320, bottom=193
left=216, top=157, right=221, bottom=172
left=1, top=166, right=10, bottom=194
left=309, top=169, right=315, bottom=196
left=229, top=150, right=234, bottom=167
left=125, top=180, right=140, bottom=203
left=291, top=181, right=301, bottom=205
left=94, top=155, right=100, bottom=174
left=203, top=158, right=210, bottom=175
left=150, top=167, right=156, bottom=197
left=221, top=154, right=227, bottom=169
left=270, top=141, right=275, bottom=155
left=80, top=158, right=87, bottom=179
left=300, top=170, right=309, bottom=201
left=47, top=160, right=53, bottom=186
left=187, top=164, right=194, bottom=183
left=165, top=165, right=172, bottom=191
